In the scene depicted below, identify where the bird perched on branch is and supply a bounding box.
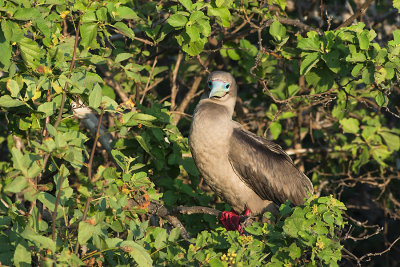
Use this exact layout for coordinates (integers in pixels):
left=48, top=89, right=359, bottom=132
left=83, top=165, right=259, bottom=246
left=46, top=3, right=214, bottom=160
left=189, top=71, right=313, bottom=232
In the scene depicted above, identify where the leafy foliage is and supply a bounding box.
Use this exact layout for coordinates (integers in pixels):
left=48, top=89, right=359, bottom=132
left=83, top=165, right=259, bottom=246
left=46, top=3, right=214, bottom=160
left=0, top=0, right=399, bottom=266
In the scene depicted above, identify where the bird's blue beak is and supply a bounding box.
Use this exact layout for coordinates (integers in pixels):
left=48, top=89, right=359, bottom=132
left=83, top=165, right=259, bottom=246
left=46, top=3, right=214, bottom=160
left=209, top=80, right=230, bottom=98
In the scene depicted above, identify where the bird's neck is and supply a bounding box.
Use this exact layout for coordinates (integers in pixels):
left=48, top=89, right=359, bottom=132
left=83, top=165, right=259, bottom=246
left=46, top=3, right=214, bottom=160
left=196, top=97, right=236, bottom=118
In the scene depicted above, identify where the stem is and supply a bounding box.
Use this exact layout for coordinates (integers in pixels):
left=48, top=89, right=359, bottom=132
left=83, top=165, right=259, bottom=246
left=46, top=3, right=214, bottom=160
left=54, top=21, right=81, bottom=129
left=75, top=108, right=105, bottom=255
left=52, top=166, right=65, bottom=242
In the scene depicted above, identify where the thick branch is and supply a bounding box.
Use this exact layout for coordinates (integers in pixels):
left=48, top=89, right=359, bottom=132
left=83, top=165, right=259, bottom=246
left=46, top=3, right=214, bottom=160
left=147, top=201, right=222, bottom=241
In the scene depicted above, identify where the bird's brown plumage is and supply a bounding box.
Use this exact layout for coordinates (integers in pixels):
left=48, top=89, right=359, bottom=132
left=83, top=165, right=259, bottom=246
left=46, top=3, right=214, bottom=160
left=189, top=71, right=313, bottom=215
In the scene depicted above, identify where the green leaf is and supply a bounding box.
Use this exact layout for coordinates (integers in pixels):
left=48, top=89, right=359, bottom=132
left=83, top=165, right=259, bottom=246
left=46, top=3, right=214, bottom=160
left=18, top=37, right=43, bottom=69
left=297, top=35, right=320, bottom=51
left=38, top=192, right=56, bottom=211
left=375, top=91, right=388, bottom=107
left=0, top=95, right=24, bottom=107
left=208, top=6, right=231, bottom=27
left=321, top=50, right=340, bottom=73
left=13, top=8, right=41, bottom=21
left=269, top=121, right=282, bottom=139
left=115, top=52, right=132, bottom=63
left=78, top=221, right=95, bottom=245
left=182, top=157, right=199, bottom=176
left=372, top=147, right=391, bottom=166
left=6, top=79, right=20, bottom=98
left=190, top=11, right=206, bottom=22
left=358, top=31, right=370, bottom=50
left=102, top=96, right=118, bottom=111
left=154, top=228, right=167, bottom=249
left=80, top=22, right=98, bottom=49
left=305, top=68, right=334, bottom=93
left=120, top=240, right=152, bottom=267
left=351, top=64, right=363, bottom=77
left=197, top=18, right=211, bottom=37
left=209, top=258, right=225, bottom=267
left=46, top=124, right=57, bottom=137
left=89, top=83, right=102, bottom=108
left=379, top=131, right=400, bottom=151
left=300, top=52, right=320, bottom=75
left=0, top=28, right=11, bottom=68
left=96, top=7, right=108, bottom=21
left=168, top=227, right=181, bottom=242
left=112, top=22, right=135, bottom=39
left=362, top=65, right=374, bottom=84
left=1, top=20, right=24, bottom=42
left=186, top=24, right=200, bottom=42
left=245, top=223, right=263, bottom=235
left=131, top=113, right=157, bottom=121
left=21, top=228, right=56, bottom=252
left=11, top=147, right=27, bottom=174
left=340, top=118, right=360, bottom=134
left=135, top=135, right=153, bottom=156
left=269, top=20, right=286, bottom=42
left=38, top=101, right=56, bottom=117
left=179, top=0, right=193, bottom=11
left=288, top=242, right=301, bottom=259
left=4, top=176, right=28, bottom=193
left=35, top=18, right=51, bottom=38
left=168, top=14, right=188, bottom=28
left=227, top=47, right=240, bottom=60
left=392, top=29, right=400, bottom=45
left=116, top=6, right=138, bottom=20
left=346, top=52, right=366, bottom=63
left=216, top=0, right=227, bottom=7
left=14, top=243, right=31, bottom=266
left=182, top=39, right=206, bottom=56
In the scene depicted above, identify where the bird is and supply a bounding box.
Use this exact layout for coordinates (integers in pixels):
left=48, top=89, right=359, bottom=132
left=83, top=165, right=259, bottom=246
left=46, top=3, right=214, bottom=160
left=189, top=71, right=313, bottom=232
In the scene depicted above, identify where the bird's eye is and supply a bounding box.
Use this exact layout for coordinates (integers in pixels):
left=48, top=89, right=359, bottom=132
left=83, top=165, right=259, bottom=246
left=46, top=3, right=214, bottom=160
left=225, top=84, right=230, bottom=89
left=208, top=81, right=212, bottom=88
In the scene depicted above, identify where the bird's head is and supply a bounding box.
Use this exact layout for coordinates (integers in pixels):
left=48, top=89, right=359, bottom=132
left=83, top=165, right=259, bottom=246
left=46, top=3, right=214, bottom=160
left=207, top=71, right=237, bottom=99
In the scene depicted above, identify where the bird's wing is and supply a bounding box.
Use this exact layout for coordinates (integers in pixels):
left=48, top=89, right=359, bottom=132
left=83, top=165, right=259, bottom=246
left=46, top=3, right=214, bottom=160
left=228, top=126, right=313, bottom=206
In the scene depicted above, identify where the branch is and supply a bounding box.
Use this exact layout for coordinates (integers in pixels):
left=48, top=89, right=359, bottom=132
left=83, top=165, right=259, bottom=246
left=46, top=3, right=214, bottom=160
left=52, top=167, right=64, bottom=242
left=335, top=0, right=375, bottom=30
left=173, top=57, right=212, bottom=125
left=75, top=108, right=105, bottom=255
left=358, top=235, right=400, bottom=264
left=140, top=56, right=158, bottom=104
left=147, top=201, right=222, bottom=241
left=277, top=17, right=322, bottom=34
left=170, top=52, right=183, bottom=110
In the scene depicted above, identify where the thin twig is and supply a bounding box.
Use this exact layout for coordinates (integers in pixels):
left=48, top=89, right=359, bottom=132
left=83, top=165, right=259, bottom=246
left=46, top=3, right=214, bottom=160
left=75, top=108, right=105, bottom=255
left=54, top=21, right=81, bottom=129
left=277, top=17, right=322, bottom=34
left=88, top=108, right=105, bottom=181
left=140, top=56, right=158, bottom=104
left=52, top=167, right=64, bottom=241
left=171, top=52, right=183, bottom=110
left=358, top=236, right=400, bottom=264
left=335, top=0, right=375, bottom=30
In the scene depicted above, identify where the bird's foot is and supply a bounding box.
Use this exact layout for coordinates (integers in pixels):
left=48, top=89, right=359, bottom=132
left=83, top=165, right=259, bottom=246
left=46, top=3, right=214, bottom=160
left=220, top=209, right=251, bottom=233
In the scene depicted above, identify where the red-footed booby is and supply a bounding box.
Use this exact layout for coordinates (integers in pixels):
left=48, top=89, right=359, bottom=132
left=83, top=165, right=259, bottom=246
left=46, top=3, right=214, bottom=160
left=189, top=71, right=313, bottom=232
